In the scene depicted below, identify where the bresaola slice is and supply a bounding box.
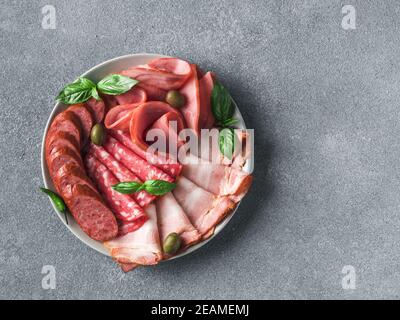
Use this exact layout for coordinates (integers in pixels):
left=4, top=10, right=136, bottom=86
left=110, top=130, right=182, bottom=178
left=173, top=177, right=236, bottom=238
left=104, top=204, right=162, bottom=266
left=88, top=144, right=155, bottom=207
left=103, top=135, right=174, bottom=183
left=85, top=152, right=147, bottom=224
left=156, top=193, right=201, bottom=250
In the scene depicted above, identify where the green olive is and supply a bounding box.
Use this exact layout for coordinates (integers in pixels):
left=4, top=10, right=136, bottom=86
left=163, top=232, right=182, bottom=255
left=165, top=90, right=185, bottom=109
left=90, top=124, right=105, bottom=146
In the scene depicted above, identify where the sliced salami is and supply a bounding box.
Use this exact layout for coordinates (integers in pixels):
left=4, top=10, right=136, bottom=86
left=110, top=130, right=182, bottom=178
left=84, top=152, right=146, bottom=223
left=88, top=144, right=155, bottom=207
left=103, top=136, right=174, bottom=183
left=85, top=98, right=105, bottom=123
left=67, top=184, right=118, bottom=241
left=68, top=104, right=94, bottom=145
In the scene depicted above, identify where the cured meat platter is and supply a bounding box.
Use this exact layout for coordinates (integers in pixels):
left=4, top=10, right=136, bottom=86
left=41, top=53, right=253, bottom=271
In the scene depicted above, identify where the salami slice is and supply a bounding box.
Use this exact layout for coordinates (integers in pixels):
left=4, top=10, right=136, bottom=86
left=67, top=184, right=118, bottom=241
left=103, top=136, right=174, bottom=183
left=46, top=111, right=82, bottom=151
left=46, top=131, right=80, bottom=159
left=85, top=153, right=147, bottom=223
left=88, top=144, right=155, bottom=207
left=68, top=104, right=94, bottom=145
left=85, top=98, right=105, bottom=123
left=110, top=130, right=182, bottom=178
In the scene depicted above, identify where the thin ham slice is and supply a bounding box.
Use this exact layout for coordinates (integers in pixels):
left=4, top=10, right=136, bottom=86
left=104, top=204, right=162, bottom=266
left=103, top=135, right=174, bottom=183
left=156, top=193, right=201, bottom=250
left=180, top=64, right=201, bottom=134
left=84, top=152, right=147, bottom=224
left=198, top=72, right=215, bottom=129
left=173, top=177, right=236, bottom=238
left=110, top=130, right=182, bottom=178
left=121, top=58, right=192, bottom=91
left=104, top=103, right=140, bottom=131
left=129, top=101, right=186, bottom=151
left=182, top=153, right=253, bottom=202
left=151, top=111, right=185, bottom=151
left=88, top=144, right=155, bottom=207
left=115, top=87, right=147, bottom=105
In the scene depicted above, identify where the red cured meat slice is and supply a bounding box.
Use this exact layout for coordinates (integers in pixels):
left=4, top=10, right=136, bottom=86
left=129, top=101, right=185, bottom=152
left=156, top=193, right=201, bottom=251
left=67, top=184, right=118, bottom=241
left=110, top=130, right=182, bottom=178
left=151, top=112, right=185, bottom=151
left=46, top=131, right=81, bottom=161
left=137, top=83, right=167, bottom=101
left=88, top=144, right=155, bottom=207
left=181, top=153, right=253, bottom=203
left=118, top=217, right=148, bottom=236
left=180, top=64, right=201, bottom=135
left=104, top=204, right=162, bottom=266
left=115, top=87, right=147, bottom=105
left=48, top=146, right=83, bottom=176
left=104, top=103, right=139, bottom=131
left=54, top=163, right=98, bottom=200
left=173, top=177, right=236, bottom=238
left=121, top=58, right=191, bottom=91
left=68, top=104, right=94, bottom=145
left=46, top=111, right=82, bottom=150
left=85, top=98, right=105, bottom=123
left=103, top=135, right=174, bottom=183
left=198, top=72, right=215, bottom=129
left=85, top=153, right=147, bottom=223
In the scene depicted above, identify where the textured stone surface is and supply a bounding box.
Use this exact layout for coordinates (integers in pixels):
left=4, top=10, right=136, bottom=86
left=1, top=0, right=400, bottom=299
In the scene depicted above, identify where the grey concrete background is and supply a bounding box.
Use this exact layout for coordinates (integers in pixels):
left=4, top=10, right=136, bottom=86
left=1, top=0, right=400, bottom=300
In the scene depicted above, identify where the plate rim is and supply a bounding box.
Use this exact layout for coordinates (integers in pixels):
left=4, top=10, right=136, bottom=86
left=41, top=53, right=252, bottom=261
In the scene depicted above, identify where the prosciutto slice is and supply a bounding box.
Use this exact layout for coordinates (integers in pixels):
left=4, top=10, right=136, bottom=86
left=151, top=111, right=185, bottom=151
left=173, top=177, right=236, bottom=238
left=103, top=135, right=174, bottom=183
left=156, top=193, right=201, bottom=250
left=182, top=153, right=253, bottom=202
left=104, top=204, right=162, bottom=266
left=180, top=64, right=201, bottom=134
left=110, top=130, right=182, bottom=178
left=85, top=152, right=147, bottom=224
left=88, top=144, right=155, bottom=207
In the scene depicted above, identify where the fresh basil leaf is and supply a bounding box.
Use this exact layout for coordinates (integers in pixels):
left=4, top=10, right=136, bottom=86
left=56, top=77, right=97, bottom=105
left=219, top=128, right=236, bottom=160
left=211, top=81, right=235, bottom=124
left=142, top=180, right=177, bottom=196
left=91, top=87, right=101, bottom=101
left=111, top=181, right=144, bottom=194
left=221, top=117, right=239, bottom=127
left=97, top=74, right=139, bottom=95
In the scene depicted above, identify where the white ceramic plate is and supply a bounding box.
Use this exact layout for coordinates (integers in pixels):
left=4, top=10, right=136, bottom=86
left=41, top=53, right=253, bottom=260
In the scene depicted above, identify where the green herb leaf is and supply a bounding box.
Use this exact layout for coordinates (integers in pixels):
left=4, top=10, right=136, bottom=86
left=142, top=180, right=177, bottom=196
left=211, top=81, right=235, bottom=124
left=56, top=77, right=97, bottom=105
left=111, top=181, right=144, bottom=194
left=91, top=87, right=101, bottom=101
left=97, top=74, right=139, bottom=95
left=112, top=180, right=176, bottom=196
left=219, top=128, right=236, bottom=160
left=40, top=188, right=68, bottom=224
left=221, top=117, right=239, bottom=127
